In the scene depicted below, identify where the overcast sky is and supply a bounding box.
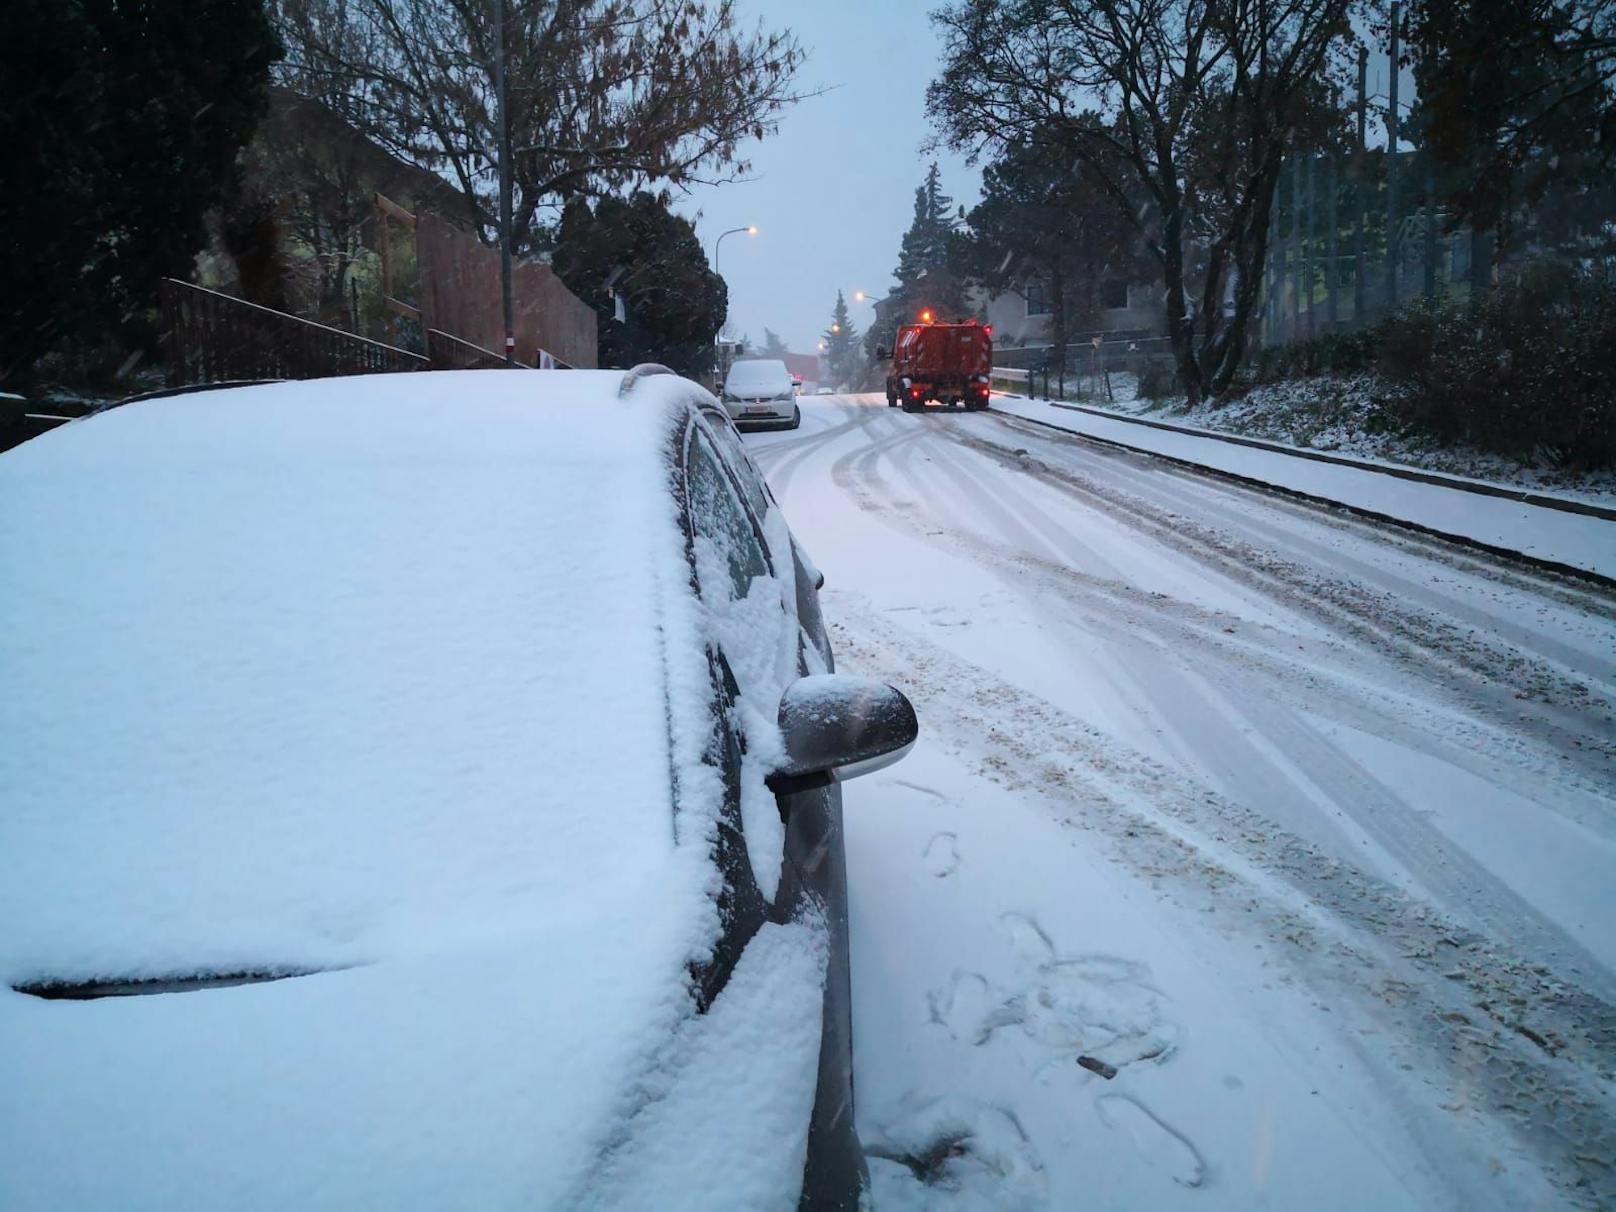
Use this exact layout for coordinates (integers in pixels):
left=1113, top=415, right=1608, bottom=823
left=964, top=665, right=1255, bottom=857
left=673, top=4, right=1415, bottom=356
left=676, top=0, right=981, bottom=355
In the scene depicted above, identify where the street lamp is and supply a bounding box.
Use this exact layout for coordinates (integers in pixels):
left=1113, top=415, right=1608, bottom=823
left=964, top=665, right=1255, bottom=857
left=713, top=225, right=758, bottom=341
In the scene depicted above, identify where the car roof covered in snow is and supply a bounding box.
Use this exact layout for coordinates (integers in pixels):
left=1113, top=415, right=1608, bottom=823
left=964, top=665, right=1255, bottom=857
left=0, top=369, right=752, bottom=1205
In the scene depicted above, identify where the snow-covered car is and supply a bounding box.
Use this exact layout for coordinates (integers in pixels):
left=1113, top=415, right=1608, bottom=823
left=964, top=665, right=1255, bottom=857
left=721, top=358, right=801, bottom=430
left=814, top=387, right=836, bottom=396
left=0, top=368, right=916, bottom=1211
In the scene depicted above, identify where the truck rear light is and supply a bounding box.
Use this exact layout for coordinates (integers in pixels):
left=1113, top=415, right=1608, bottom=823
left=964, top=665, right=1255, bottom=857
left=910, top=387, right=921, bottom=398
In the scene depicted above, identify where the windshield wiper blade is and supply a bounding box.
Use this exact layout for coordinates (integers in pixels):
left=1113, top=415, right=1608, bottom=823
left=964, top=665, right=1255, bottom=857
left=14, top=967, right=330, bottom=1000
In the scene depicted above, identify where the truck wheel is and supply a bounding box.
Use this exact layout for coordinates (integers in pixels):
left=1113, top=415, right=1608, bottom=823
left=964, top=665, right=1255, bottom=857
left=886, top=391, right=897, bottom=408
left=901, top=398, right=920, bottom=413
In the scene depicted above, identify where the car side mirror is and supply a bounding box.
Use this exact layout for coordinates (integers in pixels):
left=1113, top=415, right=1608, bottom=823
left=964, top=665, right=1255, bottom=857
left=766, top=675, right=918, bottom=795
left=875, top=346, right=891, bottom=360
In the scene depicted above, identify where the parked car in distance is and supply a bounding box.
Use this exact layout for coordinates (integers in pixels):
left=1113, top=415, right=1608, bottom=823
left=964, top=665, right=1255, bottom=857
left=721, top=358, right=801, bottom=430
left=0, top=367, right=916, bottom=1211
left=814, top=386, right=835, bottom=396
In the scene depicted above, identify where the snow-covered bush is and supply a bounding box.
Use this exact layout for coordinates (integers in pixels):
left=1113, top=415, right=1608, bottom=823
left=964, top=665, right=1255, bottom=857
left=1242, top=266, right=1616, bottom=468
left=1376, top=265, right=1616, bottom=469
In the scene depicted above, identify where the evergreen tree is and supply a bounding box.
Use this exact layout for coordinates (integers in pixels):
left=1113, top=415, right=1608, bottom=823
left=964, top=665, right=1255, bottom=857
left=762, top=328, right=791, bottom=357
left=821, top=292, right=861, bottom=388
left=1, top=0, right=280, bottom=387
left=864, top=164, right=974, bottom=363
left=551, top=192, right=726, bottom=376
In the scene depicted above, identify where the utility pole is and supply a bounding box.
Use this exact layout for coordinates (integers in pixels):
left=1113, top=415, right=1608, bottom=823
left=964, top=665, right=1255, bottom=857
left=1423, top=146, right=1439, bottom=298
left=1355, top=44, right=1368, bottom=325
left=1303, top=155, right=1316, bottom=339
left=1327, top=155, right=1339, bottom=330
left=494, top=0, right=515, bottom=364
left=1263, top=189, right=1278, bottom=345
left=1385, top=3, right=1401, bottom=310
left=1290, top=158, right=1302, bottom=340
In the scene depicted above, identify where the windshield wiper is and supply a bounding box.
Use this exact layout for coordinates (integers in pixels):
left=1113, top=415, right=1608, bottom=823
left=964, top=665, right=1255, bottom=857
left=13, top=967, right=331, bottom=1000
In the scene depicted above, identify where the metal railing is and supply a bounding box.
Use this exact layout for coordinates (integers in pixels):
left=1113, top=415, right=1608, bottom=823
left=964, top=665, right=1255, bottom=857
left=425, top=328, right=526, bottom=371
left=162, top=279, right=429, bottom=387
left=995, top=335, right=1178, bottom=402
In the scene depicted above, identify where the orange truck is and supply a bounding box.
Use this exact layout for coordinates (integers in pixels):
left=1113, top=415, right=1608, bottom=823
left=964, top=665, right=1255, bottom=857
left=879, top=317, right=993, bottom=411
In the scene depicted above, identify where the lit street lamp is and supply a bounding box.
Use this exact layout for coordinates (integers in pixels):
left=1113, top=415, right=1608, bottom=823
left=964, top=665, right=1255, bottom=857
left=713, top=225, right=759, bottom=340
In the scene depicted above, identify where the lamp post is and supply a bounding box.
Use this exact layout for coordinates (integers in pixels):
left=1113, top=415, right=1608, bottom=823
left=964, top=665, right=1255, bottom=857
left=713, top=225, right=758, bottom=339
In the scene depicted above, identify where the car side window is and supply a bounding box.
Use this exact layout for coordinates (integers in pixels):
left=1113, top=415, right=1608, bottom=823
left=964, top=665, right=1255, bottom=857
left=701, top=411, right=773, bottom=519
left=686, top=426, right=770, bottom=602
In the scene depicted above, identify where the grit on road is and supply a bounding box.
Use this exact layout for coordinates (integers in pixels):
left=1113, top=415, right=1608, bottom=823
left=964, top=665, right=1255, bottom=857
left=745, top=394, right=1616, bottom=1211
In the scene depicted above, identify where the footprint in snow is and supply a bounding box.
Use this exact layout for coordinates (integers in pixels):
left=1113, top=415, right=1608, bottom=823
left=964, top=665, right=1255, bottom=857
left=927, top=972, right=1000, bottom=1043
left=864, top=1095, right=1047, bottom=1211
left=1095, top=1094, right=1206, bottom=1188
left=923, top=832, right=960, bottom=877
left=927, top=912, right=1179, bottom=1070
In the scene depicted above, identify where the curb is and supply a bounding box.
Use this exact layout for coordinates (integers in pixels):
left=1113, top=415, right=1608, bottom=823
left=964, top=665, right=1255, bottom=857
left=1022, top=398, right=1616, bottom=522
left=987, top=405, right=1616, bottom=593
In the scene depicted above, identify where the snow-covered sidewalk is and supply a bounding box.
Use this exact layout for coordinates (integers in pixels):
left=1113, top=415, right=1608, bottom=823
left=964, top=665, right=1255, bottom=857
left=991, top=394, right=1616, bottom=582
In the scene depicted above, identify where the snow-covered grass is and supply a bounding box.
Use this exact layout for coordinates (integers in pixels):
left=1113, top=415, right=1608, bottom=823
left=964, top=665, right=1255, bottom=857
left=1100, top=373, right=1616, bottom=504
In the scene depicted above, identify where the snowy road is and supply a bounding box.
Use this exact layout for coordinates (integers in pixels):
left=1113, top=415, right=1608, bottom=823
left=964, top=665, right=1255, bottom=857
left=746, top=395, right=1616, bottom=1210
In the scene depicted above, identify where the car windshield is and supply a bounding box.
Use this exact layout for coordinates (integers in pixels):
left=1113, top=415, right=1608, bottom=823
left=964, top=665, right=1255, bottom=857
left=5, top=0, right=1615, bottom=1208
left=725, top=361, right=790, bottom=391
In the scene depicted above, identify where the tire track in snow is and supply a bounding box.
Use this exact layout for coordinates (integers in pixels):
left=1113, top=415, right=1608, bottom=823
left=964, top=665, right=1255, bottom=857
left=829, top=418, right=1616, bottom=993
left=748, top=407, right=874, bottom=503
left=945, top=421, right=1616, bottom=786
left=829, top=409, right=1616, bottom=837
left=964, top=413, right=1616, bottom=692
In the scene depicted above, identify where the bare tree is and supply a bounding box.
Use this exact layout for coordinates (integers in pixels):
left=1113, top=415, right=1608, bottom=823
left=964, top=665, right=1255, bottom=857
left=276, top=0, right=806, bottom=249
left=930, top=0, right=1353, bottom=401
